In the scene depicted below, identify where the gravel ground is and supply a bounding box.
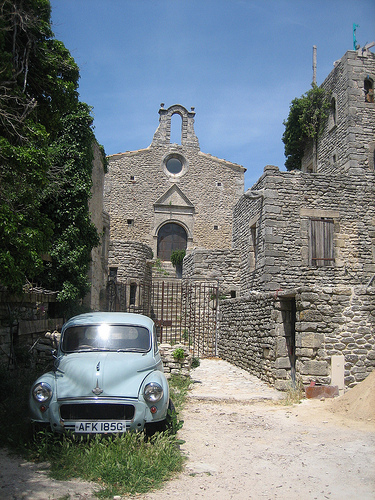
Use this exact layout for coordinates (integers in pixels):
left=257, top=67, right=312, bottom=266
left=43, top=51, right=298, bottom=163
left=1, top=358, right=374, bottom=500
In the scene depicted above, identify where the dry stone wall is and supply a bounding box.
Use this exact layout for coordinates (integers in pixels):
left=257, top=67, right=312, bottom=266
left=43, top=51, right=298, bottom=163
left=315, top=50, right=375, bottom=176
left=218, top=293, right=276, bottom=384
left=108, top=240, right=153, bottom=283
left=218, top=286, right=375, bottom=389
left=183, top=248, right=241, bottom=296
left=233, top=166, right=375, bottom=293
left=0, top=291, right=60, bottom=366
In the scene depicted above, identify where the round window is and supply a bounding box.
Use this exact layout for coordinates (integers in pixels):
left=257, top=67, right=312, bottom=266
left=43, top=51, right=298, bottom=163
left=166, top=157, right=183, bottom=174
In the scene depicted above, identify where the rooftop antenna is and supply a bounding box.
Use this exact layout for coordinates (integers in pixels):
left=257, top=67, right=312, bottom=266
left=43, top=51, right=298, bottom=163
left=312, top=45, right=317, bottom=85
left=353, top=23, right=359, bottom=50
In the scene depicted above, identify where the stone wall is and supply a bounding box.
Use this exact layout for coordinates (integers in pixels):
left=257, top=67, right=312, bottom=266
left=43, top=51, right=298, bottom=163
left=108, top=240, right=153, bottom=283
left=233, top=166, right=375, bottom=293
left=183, top=248, right=241, bottom=296
left=295, top=286, right=375, bottom=388
left=218, top=292, right=276, bottom=384
left=0, top=290, right=59, bottom=367
left=84, top=141, right=109, bottom=311
left=317, top=50, right=375, bottom=176
left=158, top=343, right=192, bottom=377
left=218, top=286, right=375, bottom=390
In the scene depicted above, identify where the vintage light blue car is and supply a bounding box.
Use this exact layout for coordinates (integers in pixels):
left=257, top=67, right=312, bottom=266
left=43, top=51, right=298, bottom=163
left=30, top=312, right=171, bottom=434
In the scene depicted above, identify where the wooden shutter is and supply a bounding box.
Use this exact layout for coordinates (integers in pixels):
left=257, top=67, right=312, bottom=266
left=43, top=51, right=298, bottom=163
left=310, top=218, right=334, bottom=267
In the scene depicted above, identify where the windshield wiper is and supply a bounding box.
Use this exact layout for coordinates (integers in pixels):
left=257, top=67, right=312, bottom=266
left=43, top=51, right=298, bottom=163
left=116, top=348, right=146, bottom=352
left=76, top=347, right=110, bottom=352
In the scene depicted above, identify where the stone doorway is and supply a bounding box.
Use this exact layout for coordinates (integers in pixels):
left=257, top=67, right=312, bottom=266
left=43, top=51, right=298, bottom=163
left=280, top=297, right=297, bottom=384
left=157, top=223, right=187, bottom=261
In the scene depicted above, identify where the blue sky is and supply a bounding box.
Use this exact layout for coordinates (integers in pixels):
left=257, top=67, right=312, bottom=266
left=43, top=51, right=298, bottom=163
left=50, top=0, right=375, bottom=190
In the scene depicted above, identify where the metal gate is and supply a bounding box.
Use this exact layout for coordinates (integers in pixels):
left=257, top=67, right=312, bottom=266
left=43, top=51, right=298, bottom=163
left=107, top=279, right=219, bottom=358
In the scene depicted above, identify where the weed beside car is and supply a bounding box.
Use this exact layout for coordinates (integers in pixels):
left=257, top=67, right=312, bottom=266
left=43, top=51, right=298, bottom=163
left=0, top=364, right=191, bottom=498
left=31, top=431, right=184, bottom=497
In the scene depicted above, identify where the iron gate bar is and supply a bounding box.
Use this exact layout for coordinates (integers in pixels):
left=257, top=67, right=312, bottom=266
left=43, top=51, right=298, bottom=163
left=107, top=279, right=218, bottom=358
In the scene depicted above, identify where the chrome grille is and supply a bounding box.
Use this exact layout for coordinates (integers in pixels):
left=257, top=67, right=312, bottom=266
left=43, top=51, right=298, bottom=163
left=60, top=403, right=135, bottom=420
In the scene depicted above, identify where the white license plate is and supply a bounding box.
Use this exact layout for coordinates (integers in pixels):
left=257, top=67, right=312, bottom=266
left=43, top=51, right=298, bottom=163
left=75, top=421, right=127, bottom=433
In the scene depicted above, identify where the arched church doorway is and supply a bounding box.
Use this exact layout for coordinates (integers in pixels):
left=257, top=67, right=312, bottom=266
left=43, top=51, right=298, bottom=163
left=157, top=223, right=187, bottom=261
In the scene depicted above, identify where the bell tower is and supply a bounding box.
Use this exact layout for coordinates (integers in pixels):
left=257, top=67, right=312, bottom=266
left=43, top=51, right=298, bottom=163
left=151, top=104, right=200, bottom=149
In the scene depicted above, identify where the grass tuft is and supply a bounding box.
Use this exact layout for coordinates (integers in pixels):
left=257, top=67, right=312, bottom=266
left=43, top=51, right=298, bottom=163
left=280, top=379, right=305, bottom=406
left=0, top=363, right=190, bottom=497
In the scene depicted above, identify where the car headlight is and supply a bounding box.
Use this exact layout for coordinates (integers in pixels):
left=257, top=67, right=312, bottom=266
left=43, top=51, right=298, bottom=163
left=32, top=382, right=52, bottom=403
left=144, top=382, right=163, bottom=403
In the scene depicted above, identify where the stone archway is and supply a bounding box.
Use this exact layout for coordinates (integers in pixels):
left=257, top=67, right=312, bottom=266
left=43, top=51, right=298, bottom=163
left=157, top=223, right=187, bottom=261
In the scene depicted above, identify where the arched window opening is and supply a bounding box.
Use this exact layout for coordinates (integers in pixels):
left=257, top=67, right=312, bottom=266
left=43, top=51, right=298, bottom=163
left=364, top=77, right=374, bottom=103
left=170, top=113, right=182, bottom=144
left=157, top=223, right=187, bottom=261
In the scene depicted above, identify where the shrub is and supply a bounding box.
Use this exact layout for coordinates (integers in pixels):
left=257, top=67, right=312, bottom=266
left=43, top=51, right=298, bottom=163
left=172, top=347, right=185, bottom=361
left=170, top=250, right=186, bottom=268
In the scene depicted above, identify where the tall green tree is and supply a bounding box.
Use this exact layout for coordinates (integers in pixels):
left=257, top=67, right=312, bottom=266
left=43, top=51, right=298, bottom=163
left=282, top=85, right=331, bottom=171
left=0, top=0, right=103, bottom=308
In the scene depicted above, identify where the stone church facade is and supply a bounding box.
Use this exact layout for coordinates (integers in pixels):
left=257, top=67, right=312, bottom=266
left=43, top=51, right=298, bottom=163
left=103, top=104, right=245, bottom=279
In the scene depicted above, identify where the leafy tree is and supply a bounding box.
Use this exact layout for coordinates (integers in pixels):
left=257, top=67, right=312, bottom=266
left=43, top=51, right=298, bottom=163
left=282, top=85, right=331, bottom=171
left=0, top=0, right=104, bottom=309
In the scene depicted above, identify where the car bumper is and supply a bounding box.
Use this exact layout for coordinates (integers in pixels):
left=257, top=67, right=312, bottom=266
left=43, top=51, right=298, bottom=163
left=31, top=396, right=169, bottom=434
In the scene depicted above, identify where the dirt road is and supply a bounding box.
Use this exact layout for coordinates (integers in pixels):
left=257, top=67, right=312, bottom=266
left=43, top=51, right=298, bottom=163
left=141, top=359, right=375, bottom=500
left=1, top=359, right=374, bottom=500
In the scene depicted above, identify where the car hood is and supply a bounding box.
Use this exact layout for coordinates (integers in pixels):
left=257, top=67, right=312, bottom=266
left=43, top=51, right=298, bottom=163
left=55, top=351, right=159, bottom=400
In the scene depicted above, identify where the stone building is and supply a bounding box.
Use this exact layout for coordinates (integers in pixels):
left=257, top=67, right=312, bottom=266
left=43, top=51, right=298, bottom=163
left=84, top=142, right=110, bottom=311
left=103, top=104, right=245, bottom=279
left=189, top=48, right=375, bottom=390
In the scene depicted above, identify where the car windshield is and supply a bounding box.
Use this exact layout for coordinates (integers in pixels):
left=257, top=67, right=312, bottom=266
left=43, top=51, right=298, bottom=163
left=61, top=324, right=151, bottom=353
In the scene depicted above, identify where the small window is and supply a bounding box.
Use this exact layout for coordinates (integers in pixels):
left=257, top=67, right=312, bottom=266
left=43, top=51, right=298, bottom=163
left=251, top=224, right=257, bottom=262
left=213, top=225, right=219, bottom=230
left=109, top=267, right=118, bottom=280
left=130, top=175, right=135, bottom=181
left=166, top=158, right=182, bottom=174
left=127, top=219, right=134, bottom=226
left=129, top=283, right=137, bottom=306
left=163, top=153, right=186, bottom=177
left=217, top=182, right=222, bottom=187
left=364, top=77, right=374, bottom=103
left=230, top=290, right=236, bottom=299
left=310, top=218, right=334, bottom=267
left=329, top=97, right=337, bottom=129
left=332, top=154, right=337, bottom=164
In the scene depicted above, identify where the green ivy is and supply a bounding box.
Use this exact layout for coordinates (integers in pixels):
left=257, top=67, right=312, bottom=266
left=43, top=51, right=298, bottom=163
left=282, top=85, right=331, bottom=171
left=0, top=0, right=106, bottom=311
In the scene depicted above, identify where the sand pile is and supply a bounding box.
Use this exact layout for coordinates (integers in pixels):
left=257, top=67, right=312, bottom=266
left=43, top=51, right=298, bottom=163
left=328, top=369, right=375, bottom=423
